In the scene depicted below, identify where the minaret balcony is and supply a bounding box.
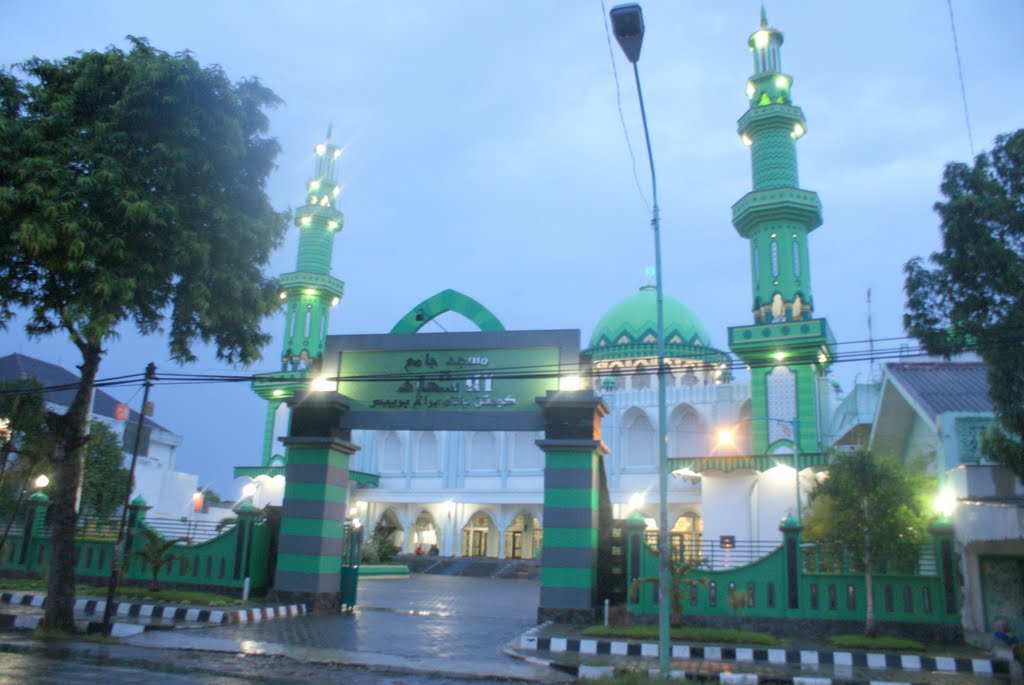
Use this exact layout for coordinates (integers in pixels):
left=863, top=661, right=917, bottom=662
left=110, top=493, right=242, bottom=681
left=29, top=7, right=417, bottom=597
left=738, top=102, right=805, bottom=136
left=280, top=271, right=345, bottom=299
left=728, top=317, right=834, bottom=368
left=731, top=188, right=822, bottom=238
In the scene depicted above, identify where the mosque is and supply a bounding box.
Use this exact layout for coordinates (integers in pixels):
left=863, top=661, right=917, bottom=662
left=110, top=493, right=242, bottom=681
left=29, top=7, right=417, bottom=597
left=239, top=7, right=831, bottom=561
left=232, top=8, right=1021, bottom=637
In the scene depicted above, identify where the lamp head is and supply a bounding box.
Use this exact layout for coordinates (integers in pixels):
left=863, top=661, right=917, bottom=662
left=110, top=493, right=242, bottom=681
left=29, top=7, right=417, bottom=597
left=610, top=3, right=645, bottom=64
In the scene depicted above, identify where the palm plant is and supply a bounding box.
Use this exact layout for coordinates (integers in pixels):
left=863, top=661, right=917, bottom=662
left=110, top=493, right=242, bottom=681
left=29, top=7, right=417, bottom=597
left=133, top=527, right=190, bottom=591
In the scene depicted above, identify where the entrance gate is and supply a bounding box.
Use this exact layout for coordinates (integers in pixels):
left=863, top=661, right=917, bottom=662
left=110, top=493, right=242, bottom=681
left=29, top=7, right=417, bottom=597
left=266, top=327, right=611, bottom=621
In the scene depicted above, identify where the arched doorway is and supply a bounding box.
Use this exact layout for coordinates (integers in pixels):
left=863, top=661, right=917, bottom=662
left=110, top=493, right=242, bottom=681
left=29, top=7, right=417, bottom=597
left=504, top=512, right=542, bottom=559
left=409, top=510, right=440, bottom=554
left=462, top=510, right=498, bottom=557
left=375, top=509, right=404, bottom=551
left=672, top=511, right=703, bottom=562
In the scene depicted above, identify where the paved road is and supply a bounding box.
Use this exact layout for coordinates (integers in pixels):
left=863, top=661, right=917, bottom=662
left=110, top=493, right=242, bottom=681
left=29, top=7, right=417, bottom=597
left=0, top=575, right=561, bottom=683
left=184, top=574, right=539, bottom=659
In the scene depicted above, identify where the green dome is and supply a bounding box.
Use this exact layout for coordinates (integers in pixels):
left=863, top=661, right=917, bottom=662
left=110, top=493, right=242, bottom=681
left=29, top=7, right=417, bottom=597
left=586, top=286, right=722, bottom=362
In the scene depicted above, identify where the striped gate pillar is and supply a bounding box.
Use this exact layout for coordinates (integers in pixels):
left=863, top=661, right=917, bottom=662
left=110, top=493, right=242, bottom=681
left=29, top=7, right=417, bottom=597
left=535, top=390, right=609, bottom=623
left=269, top=391, right=359, bottom=613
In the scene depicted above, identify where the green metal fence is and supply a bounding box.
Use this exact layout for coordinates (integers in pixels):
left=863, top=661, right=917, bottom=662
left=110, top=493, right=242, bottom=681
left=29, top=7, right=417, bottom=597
left=626, top=514, right=960, bottom=626
left=0, top=495, right=276, bottom=596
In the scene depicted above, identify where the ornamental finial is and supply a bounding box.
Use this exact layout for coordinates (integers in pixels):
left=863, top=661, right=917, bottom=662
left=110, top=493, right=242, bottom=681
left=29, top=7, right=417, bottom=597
left=760, top=3, right=768, bottom=28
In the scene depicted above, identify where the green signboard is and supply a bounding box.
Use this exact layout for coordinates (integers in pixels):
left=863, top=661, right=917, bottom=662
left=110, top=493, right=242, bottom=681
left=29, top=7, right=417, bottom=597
left=325, top=329, right=580, bottom=431
left=338, top=346, right=559, bottom=413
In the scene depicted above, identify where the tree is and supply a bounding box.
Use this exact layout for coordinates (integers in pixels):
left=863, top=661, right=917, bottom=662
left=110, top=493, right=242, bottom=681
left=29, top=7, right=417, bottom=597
left=132, top=527, right=190, bottom=591
left=0, top=379, right=51, bottom=556
left=0, top=38, right=288, bottom=631
left=904, top=129, right=1024, bottom=481
left=804, top=450, right=932, bottom=637
left=79, top=421, right=130, bottom=518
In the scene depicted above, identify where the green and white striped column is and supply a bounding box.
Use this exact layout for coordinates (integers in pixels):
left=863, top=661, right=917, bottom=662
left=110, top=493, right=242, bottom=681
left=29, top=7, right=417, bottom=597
left=270, top=392, right=358, bottom=612
left=536, top=390, right=609, bottom=623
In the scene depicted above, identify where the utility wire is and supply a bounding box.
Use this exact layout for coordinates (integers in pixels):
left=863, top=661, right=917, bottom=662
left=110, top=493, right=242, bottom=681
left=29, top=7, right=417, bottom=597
left=946, top=0, right=975, bottom=157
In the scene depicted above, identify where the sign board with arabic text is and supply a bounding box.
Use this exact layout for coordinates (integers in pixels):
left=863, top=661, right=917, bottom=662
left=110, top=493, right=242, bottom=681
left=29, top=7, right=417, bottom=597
left=323, top=329, right=580, bottom=431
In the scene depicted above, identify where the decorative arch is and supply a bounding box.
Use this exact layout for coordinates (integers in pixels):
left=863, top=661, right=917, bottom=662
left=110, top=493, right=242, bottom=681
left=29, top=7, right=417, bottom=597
left=462, top=509, right=499, bottom=557
left=622, top=407, right=656, bottom=468
left=390, top=289, right=505, bottom=333
left=668, top=404, right=705, bottom=457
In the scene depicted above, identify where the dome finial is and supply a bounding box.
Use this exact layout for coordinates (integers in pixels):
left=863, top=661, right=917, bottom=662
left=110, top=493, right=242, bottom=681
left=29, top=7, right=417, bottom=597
left=644, top=265, right=656, bottom=287
left=325, top=122, right=333, bottom=141
left=760, top=3, right=768, bottom=28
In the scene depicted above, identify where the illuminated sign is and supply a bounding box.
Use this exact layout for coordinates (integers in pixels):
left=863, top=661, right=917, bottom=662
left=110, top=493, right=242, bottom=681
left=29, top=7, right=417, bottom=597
left=324, top=329, right=580, bottom=431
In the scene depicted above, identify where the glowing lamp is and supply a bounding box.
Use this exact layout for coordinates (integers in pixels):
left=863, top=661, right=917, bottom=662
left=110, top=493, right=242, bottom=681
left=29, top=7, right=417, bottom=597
left=745, top=81, right=755, bottom=98
left=300, top=216, right=312, bottom=226
left=559, top=375, right=581, bottom=391
left=241, top=482, right=257, bottom=498
left=791, top=122, right=805, bottom=139
left=315, top=143, right=326, bottom=156
left=34, top=475, right=49, bottom=489
left=741, top=133, right=753, bottom=147
left=628, top=492, right=644, bottom=511
left=331, top=297, right=340, bottom=306
left=774, top=75, right=789, bottom=90
left=934, top=488, right=957, bottom=518
left=773, top=351, right=786, bottom=362
left=753, top=30, right=770, bottom=49
left=271, top=389, right=283, bottom=398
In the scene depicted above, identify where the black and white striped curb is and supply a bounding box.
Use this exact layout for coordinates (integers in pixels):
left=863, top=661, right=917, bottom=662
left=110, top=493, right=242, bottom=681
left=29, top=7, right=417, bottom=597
left=516, top=633, right=1010, bottom=679
left=0, top=591, right=307, bottom=628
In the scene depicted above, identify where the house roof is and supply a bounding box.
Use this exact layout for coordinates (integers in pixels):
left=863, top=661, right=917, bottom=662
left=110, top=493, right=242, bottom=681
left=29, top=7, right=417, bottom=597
left=884, top=362, right=992, bottom=420
left=0, top=353, right=172, bottom=432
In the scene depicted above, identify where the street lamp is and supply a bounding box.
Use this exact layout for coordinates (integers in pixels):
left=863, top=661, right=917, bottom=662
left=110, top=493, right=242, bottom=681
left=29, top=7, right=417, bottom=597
left=610, top=3, right=671, bottom=675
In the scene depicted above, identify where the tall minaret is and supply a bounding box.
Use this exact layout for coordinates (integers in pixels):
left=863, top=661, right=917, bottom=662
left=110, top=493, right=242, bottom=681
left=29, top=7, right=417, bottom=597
left=251, top=129, right=346, bottom=466
left=728, top=8, right=834, bottom=470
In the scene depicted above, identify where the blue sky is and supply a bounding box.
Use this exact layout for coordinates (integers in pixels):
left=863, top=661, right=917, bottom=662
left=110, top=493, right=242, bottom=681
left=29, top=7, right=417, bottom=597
left=2, top=2, right=1022, bottom=500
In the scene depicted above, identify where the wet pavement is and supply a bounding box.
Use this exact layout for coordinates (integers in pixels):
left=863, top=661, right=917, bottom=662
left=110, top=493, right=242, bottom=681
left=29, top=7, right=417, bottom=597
left=1, top=575, right=1018, bottom=683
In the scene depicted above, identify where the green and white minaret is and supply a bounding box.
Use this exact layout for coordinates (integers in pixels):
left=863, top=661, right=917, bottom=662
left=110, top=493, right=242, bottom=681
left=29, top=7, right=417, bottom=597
left=728, top=8, right=834, bottom=471
left=250, top=130, right=346, bottom=467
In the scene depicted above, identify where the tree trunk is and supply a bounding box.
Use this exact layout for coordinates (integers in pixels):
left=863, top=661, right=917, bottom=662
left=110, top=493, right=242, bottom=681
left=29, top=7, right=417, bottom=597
left=42, top=343, right=102, bottom=632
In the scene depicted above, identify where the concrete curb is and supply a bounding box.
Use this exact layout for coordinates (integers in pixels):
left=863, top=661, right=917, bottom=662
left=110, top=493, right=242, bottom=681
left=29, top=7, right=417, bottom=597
left=0, top=591, right=307, bottom=629
left=517, top=633, right=1011, bottom=681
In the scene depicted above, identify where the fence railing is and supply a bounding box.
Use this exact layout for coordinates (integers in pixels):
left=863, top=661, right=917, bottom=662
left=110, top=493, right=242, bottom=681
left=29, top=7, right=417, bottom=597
left=0, top=503, right=274, bottom=596
left=627, top=522, right=959, bottom=626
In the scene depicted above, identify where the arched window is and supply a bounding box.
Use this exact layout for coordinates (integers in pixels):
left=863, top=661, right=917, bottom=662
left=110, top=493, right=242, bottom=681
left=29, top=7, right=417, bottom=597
left=380, top=431, right=404, bottom=473
left=668, top=405, right=705, bottom=457
left=414, top=431, right=439, bottom=472
left=468, top=431, right=497, bottom=471
left=623, top=409, right=656, bottom=468
left=633, top=363, right=651, bottom=390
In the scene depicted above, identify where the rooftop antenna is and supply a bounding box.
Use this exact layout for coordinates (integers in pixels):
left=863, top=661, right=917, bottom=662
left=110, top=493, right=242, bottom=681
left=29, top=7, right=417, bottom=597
left=867, top=288, right=877, bottom=381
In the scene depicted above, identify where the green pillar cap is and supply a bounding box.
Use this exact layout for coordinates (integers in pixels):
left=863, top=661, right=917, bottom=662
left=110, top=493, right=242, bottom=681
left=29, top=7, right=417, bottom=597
left=779, top=512, right=801, bottom=529
left=929, top=516, right=954, bottom=533
left=235, top=498, right=258, bottom=513
left=28, top=491, right=49, bottom=504
left=626, top=511, right=647, bottom=526
left=130, top=495, right=148, bottom=507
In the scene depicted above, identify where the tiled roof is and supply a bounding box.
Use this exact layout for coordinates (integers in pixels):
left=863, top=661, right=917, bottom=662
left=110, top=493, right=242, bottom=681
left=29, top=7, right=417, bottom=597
left=885, top=362, right=992, bottom=420
left=0, top=353, right=171, bottom=432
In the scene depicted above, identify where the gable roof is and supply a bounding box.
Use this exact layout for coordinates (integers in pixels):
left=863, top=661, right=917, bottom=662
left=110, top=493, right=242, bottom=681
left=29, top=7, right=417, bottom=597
left=0, top=353, right=172, bottom=433
left=884, top=362, right=992, bottom=420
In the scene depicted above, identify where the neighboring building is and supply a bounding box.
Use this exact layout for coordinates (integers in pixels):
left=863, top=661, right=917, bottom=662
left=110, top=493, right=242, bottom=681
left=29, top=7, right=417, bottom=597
left=0, top=353, right=197, bottom=519
left=870, top=361, right=1024, bottom=639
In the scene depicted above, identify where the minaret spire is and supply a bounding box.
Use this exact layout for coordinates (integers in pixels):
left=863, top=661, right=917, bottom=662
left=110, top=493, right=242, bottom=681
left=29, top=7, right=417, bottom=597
left=727, top=10, right=834, bottom=464
left=733, top=9, right=819, bottom=323
left=247, top=128, right=348, bottom=466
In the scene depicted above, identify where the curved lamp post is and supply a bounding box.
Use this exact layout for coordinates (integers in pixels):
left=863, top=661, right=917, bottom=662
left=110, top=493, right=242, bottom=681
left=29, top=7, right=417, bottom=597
left=609, top=3, right=670, bottom=675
